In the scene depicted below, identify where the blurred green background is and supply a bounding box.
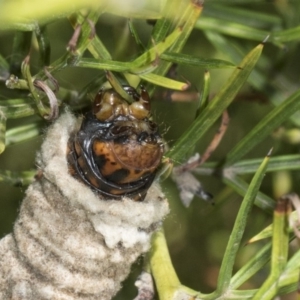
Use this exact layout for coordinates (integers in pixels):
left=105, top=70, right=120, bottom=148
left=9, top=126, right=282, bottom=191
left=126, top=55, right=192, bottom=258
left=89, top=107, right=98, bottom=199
left=1, top=0, right=300, bottom=299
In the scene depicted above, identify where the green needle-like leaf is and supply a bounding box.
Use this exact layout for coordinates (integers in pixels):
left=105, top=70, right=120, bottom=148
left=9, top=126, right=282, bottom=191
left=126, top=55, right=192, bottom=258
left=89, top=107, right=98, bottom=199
left=150, top=0, right=179, bottom=44
left=72, top=12, right=112, bottom=61
left=271, top=25, right=300, bottom=43
left=75, top=58, right=132, bottom=71
left=200, top=16, right=300, bottom=46
left=131, top=27, right=182, bottom=70
left=230, top=243, right=272, bottom=289
left=195, top=155, right=300, bottom=178
left=223, top=175, right=275, bottom=212
left=203, top=3, right=281, bottom=28
left=0, top=169, right=35, bottom=186
left=212, top=151, right=270, bottom=297
left=225, top=89, right=300, bottom=166
left=204, top=29, right=300, bottom=127
left=166, top=43, right=263, bottom=163
left=0, top=102, right=36, bottom=119
left=197, top=70, right=210, bottom=113
left=247, top=224, right=275, bottom=244
left=284, top=249, right=300, bottom=274
left=6, top=123, right=41, bottom=146
left=147, top=0, right=203, bottom=95
left=75, top=27, right=183, bottom=79
left=139, top=73, right=188, bottom=90
left=195, top=16, right=269, bottom=41
left=226, top=155, right=300, bottom=174
left=248, top=208, right=299, bottom=244
left=161, top=52, right=235, bottom=69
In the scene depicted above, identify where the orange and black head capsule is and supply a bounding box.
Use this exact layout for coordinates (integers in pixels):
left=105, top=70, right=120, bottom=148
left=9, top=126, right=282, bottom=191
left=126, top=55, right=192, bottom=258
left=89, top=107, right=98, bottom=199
left=67, top=85, right=164, bottom=201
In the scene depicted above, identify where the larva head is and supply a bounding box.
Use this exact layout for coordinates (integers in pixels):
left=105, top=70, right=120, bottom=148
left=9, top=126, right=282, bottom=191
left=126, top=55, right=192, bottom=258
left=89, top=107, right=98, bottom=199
left=93, top=86, right=151, bottom=121
left=67, top=85, right=164, bottom=201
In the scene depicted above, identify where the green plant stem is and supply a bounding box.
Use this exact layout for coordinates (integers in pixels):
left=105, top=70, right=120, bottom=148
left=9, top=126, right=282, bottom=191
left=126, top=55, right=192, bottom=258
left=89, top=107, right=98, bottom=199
left=252, top=197, right=291, bottom=299
left=150, top=229, right=181, bottom=300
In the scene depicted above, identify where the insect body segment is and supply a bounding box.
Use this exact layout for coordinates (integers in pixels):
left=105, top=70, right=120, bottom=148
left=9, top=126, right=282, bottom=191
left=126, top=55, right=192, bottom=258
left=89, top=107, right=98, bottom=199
left=67, top=85, right=164, bottom=201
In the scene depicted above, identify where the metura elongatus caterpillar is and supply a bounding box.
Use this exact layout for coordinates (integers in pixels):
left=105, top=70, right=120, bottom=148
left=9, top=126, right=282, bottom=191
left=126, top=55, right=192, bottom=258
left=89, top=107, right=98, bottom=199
left=0, top=85, right=169, bottom=300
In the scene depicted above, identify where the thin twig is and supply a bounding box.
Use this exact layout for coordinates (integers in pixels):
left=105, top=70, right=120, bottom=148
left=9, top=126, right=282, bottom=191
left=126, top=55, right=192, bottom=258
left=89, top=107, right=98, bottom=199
left=177, top=109, right=230, bottom=173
